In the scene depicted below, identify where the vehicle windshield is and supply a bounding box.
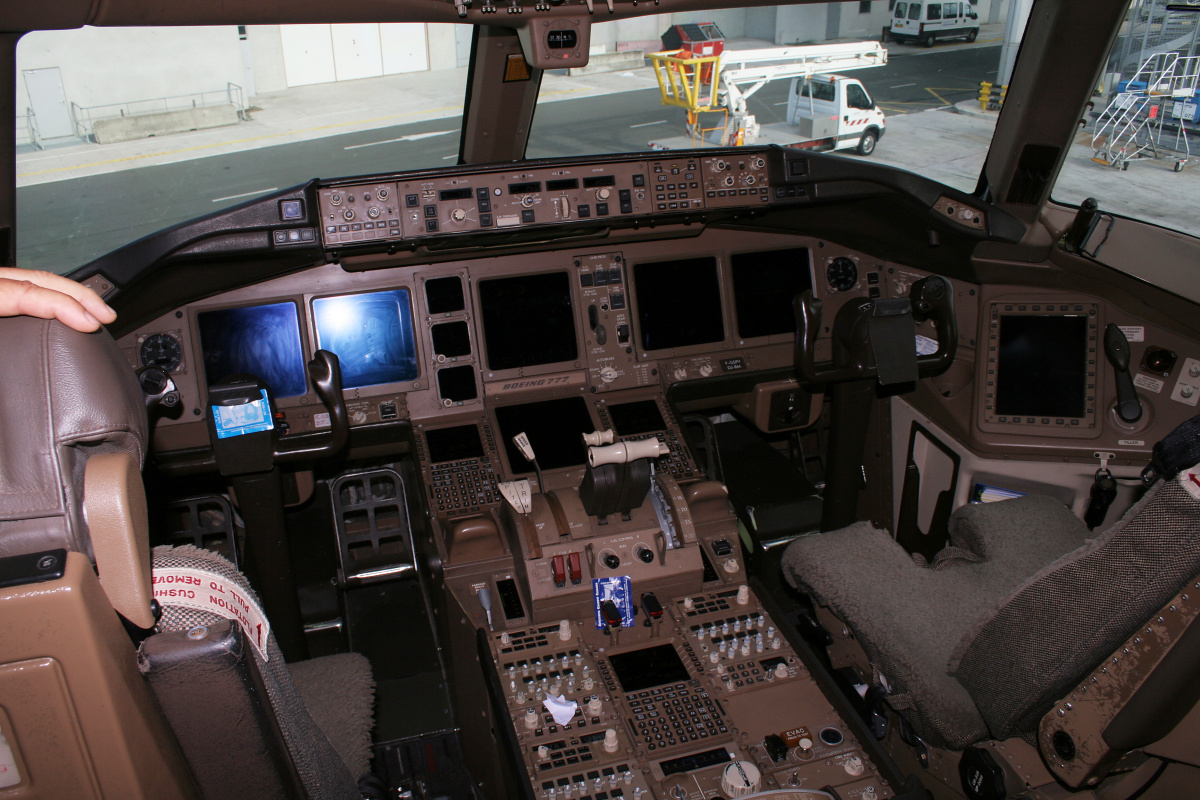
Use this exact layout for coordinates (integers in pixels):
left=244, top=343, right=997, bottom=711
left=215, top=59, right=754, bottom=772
left=17, top=2, right=1190, bottom=274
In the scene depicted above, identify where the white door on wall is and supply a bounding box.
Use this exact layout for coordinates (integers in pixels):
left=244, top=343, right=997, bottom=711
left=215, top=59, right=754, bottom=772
left=332, top=23, right=385, bottom=81
left=23, top=67, right=74, bottom=139
left=381, top=23, right=429, bottom=74
left=454, top=24, right=472, bottom=67
left=280, top=25, right=337, bottom=87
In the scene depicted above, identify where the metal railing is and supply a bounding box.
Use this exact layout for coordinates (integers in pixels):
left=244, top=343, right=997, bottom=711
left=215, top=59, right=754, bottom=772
left=68, top=82, right=247, bottom=140
left=16, top=109, right=42, bottom=150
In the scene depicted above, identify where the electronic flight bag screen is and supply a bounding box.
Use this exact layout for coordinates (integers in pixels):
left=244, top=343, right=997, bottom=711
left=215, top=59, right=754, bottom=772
left=197, top=301, right=308, bottom=398
left=312, top=289, right=419, bottom=390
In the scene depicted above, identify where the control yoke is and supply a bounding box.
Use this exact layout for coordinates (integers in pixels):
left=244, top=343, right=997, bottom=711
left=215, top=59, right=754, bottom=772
left=793, top=275, right=958, bottom=386
left=274, top=349, right=350, bottom=463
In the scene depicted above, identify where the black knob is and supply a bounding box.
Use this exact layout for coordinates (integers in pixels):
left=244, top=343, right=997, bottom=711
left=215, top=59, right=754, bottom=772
left=602, top=553, right=620, bottom=570
left=636, top=547, right=654, bottom=564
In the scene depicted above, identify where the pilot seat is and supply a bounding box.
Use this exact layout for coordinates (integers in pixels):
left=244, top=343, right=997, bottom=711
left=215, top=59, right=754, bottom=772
left=0, top=316, right=374, bottom=800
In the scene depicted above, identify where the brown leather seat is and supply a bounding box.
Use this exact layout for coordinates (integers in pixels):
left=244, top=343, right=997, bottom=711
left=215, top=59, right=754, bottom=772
left=0, top=317, right=373, bottom=800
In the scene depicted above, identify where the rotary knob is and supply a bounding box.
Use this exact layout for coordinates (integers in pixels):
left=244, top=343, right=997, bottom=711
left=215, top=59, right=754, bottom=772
left=604, top=729, right=619, bottom=753
left=367, top=206, right=381, bottom=219
left=351, top=410, right=368, bottom=425
left=524, top=709, right=539, bottom=730
left=587, top=698, right=603, bottom=716
left=720, top=761, right=761, bottom=797
left=698, top=363, right=713, bottom=377
left=451, top=207, right=467, bottom=222
left=558, top=619, right=572, bottom=641
left=599, top=366, right=618, bottom=384
left=596, top=187, right=611, bottom=201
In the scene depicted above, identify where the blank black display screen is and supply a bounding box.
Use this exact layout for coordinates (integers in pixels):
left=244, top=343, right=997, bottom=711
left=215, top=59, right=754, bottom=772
left=607, top=400, right=667, bottom=436
left=479, top=272, right=577, bottom=371
left=609, top=644, right=691, bottom=693
left=494, top=397, right=595, bottom=474
left=425, top=425, right=485, bottom=463
left=633, top=256, right=724, bottom=351
left=730, top=248, right=813, bottom=338
left=996, top=315, right=1089, bottom=418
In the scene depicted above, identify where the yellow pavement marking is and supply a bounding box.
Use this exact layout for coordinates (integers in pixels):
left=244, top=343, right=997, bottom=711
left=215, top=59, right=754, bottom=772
left=925, top=87, right=955, bottom=106
left=18, top=104, right=462, bottom=178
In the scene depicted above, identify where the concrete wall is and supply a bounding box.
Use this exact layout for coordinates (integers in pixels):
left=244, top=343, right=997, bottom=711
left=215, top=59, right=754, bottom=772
left=17, top=27, right=245, bottom=118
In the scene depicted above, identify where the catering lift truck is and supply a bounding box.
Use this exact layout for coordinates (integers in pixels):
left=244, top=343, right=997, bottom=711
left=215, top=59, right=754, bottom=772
left=649, top=30, right=888, bottom=155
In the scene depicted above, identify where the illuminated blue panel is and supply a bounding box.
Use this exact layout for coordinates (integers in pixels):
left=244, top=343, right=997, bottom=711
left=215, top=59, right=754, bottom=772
left=312, top=289, right=419, bottom=390
left=198, top=302, right=308, bottom=398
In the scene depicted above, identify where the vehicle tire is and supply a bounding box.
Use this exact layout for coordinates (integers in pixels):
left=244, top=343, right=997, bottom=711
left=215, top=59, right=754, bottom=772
left=922, top=34, right=935, bottom=48
left=966, top=29, right=978, bottom=42
left=857, top=130, right=878, bottom=156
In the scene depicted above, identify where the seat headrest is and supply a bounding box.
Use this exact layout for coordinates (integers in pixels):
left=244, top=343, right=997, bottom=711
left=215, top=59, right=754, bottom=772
left=0, top=317, right=147, bottom=559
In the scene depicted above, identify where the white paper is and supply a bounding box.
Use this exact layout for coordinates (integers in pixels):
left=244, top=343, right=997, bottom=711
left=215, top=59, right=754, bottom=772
left=543, top=693, right=579, bottom=726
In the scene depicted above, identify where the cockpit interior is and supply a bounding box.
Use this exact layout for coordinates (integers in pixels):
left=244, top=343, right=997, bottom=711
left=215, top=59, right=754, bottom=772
left=2, top=1, right=1200, bottom=799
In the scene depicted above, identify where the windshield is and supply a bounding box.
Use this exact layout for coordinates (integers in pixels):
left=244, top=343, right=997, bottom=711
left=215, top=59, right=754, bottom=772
left=1052, top=0, right=1200, bottom=240
left=17, top=1, right=1156, bottom=273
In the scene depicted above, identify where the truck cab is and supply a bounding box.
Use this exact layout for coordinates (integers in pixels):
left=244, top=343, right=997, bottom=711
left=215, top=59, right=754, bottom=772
left=890, top=1, right=980, bottom=47
left=785, top=74, right=886, bottom=155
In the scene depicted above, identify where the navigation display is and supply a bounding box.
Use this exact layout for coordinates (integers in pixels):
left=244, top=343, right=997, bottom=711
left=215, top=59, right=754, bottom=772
left=479, top=272, right=578, bottom=371
left=633, top=256, right=724, bottom=351
left=494, top=396, right=595, bottom=474
left=197, top=302, right=308, bottom=398
left=996, top=315, right=1089, bottom=418
left=609, top=644, right=691, bottom=693
left=312, top=290, right=419, bottom=391
left=731, top=247, right=813, bottom=338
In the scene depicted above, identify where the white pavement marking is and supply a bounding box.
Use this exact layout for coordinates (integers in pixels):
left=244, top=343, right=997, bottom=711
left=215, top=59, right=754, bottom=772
left=629, top=120, right=668, bottom=128
left=212, top=188, right=279, bottom=203
left=344, top=130, right=456, bottom=150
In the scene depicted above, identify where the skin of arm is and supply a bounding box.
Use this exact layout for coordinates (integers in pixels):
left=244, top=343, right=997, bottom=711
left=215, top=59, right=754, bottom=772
left=0, top=268, right=116, bottom=332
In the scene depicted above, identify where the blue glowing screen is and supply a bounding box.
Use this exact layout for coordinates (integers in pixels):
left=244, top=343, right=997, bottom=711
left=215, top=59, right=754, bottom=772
left=197, top=302, right=308, bottom=398
left=312, top=289, right=419, bottom=390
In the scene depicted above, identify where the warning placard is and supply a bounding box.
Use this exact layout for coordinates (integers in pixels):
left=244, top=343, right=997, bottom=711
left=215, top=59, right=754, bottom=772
left=152, top=567, right=271, bottom=661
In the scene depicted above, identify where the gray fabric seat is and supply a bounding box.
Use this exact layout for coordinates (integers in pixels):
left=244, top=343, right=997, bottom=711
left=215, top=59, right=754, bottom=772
left=149, top=545, right=375, bottom=799
left=782, top=484, right=1200, bottom=749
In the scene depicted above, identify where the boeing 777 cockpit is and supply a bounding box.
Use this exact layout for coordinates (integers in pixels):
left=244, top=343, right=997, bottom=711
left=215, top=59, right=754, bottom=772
left=2, top=1, right=1199, bottom=799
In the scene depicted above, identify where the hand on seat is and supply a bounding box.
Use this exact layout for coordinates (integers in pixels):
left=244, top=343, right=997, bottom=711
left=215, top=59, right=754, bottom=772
left=0, top=267, right=116, bottom=332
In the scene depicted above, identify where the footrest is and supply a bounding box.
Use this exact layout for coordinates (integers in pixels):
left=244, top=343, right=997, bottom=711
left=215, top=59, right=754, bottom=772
left=332, top=469, right=413, bottom=586
left=155, top=495, right=239, bottom=567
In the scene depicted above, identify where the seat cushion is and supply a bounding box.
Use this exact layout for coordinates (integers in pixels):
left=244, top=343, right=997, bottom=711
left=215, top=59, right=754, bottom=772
left=291, top=653, right=375, bottom=778
left=782, top=495, right=1089, bottom=749
left=152, top=545, right=370, bottom=799
left=950, top=480, right=1200, bottom=741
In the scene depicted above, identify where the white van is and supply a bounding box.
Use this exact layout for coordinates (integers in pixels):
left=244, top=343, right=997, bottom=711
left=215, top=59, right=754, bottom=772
left=889, top=1, right=979, bottom=47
